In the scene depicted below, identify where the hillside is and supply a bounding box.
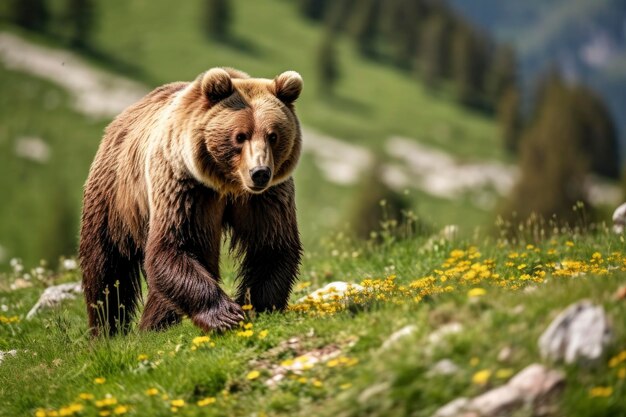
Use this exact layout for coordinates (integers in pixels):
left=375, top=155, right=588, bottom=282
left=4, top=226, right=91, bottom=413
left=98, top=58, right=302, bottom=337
left=0, top=0, right=506, bottom=267
left=0, top=230, right=625, bottom=416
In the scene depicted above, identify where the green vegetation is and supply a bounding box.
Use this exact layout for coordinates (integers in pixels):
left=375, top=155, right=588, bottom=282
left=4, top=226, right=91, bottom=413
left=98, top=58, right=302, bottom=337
left=1, top=228, right=625, bottom=416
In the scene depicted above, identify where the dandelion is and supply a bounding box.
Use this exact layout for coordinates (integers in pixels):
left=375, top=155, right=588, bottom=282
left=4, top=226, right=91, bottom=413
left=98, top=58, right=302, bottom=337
left=467, top=288, right=486, bottom=298
left=258, top=329, right=269, bottom=339
left=618, top=368, right=626, bottom=379
left=326, top=359, right=339, bottom=368
left=472, top=369, right=491, bottom=385
left=495, top=369, right=514, bottom=379
left=243, top=322, right=253, bottom=330
left=340, top=383, right=352, bottom=390
left=94, top=377, right=106, bottom=384
left=246, top=370, right=261, bottom=380
left=589, top=386, right=613, bottom=398
left=99, top=411, right=111, bottom=417
left=170, top=399, right=185, bottom=407
left=113, top=405, right=128, bottom=415
left=311, top=379, right=323, bottom=387
left=79, top=393, right=94, bottom=400
left=145, top=388, right=159, bottom=396
left=197, top=397, right=216, bottom=406
left=469, top=357, right=480, bottom=367
left=35, top=409, right=47, bottom=417
left=95, top=398, right=117, bottom=408
left=566, top=241, right=574, bottom=247
left=237, top=329, right=254, bottom=338
left=297, top=377, right=308, bottom=384
left=137, top=354, right=148, bottom=361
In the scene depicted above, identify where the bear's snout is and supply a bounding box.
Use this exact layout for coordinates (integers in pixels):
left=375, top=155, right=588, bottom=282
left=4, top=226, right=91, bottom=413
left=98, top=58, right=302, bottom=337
left=249, top=165, right=272, bottom=189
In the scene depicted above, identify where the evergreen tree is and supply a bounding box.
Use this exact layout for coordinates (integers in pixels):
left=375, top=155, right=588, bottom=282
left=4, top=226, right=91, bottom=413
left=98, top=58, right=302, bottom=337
left=451, top=25, right=489, bottom=106
left=418, top=13, right=451, bottom=86
left=497, top=86, right=522, bottom=153
left=487, top=44, right=517, bottom=102
left=505, top=80, right=591, bottom=224
left=203, top=0, right=232, bottom=40
left=570, top=85, right=620, bottom=179
left=299, top=0, right=329, bottom=21
left=10, top=0, right=49, bottom=31
left=316, top=34, right=341, bottom=95
left=379, top=0, right=425, bottom=68
left=65, top=0, right=96, bottom=49
left=348, top=0, right=380, bottom=57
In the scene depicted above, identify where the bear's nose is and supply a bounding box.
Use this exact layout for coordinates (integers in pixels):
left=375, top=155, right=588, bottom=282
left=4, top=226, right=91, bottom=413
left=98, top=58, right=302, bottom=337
left=250, top=166, right=272, bottom=188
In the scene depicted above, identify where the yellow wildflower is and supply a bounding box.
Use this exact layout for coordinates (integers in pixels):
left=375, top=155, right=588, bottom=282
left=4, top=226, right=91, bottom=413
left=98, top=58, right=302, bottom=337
left=467, top=288, right=486, bottom=298
left=241, top=304, right=253, bottom=311
left=243, top=322, right=253, bottom=329
left=472, top=369, right=491, bottom=385
left=170, top=399, right=185, bottom=407
left=237, top=329, right=254, bottom=338
left=618, top=368, right=626, bottom=380
left=589, top=386, right=613, bottom=398
left=35, top=409, right=47, bottom=417
left=340, top=383, right=352, bottom=390
left=566, top=241, right=574, bottom=247
left=495, top=369, right=514, bottom=379
left=94, top=377, right=106, bottom=384
left=311, top=379, right=323, bottom=387
left=197, top=397, right=216, bottom=406
left=246, top=370, right=261, bottom=380
left=99, top=411, right=111, bottom=417
left=113, top=405, right=128, bottom=415
left=137, top=354, right=148, bottom=361
left=95, top=398, right=117, bottom=408
left=145, top=388, right=159, bottom=396
left=258, top=329, right=269, bottom=339
left=79, top=393, right=94, bottom=400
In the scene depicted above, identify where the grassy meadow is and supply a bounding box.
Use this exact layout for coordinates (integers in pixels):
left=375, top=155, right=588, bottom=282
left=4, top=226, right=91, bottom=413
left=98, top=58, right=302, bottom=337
left=1, top=227, right=625, bottom=416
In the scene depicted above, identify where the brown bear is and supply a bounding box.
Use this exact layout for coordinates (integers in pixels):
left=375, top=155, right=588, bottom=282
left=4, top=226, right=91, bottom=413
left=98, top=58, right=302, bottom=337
left=79, top=68, right=303, bottom=336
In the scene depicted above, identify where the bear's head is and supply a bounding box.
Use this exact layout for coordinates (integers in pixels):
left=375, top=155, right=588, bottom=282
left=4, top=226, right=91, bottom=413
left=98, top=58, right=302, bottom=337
left=182, top=67, right=303, bottom=195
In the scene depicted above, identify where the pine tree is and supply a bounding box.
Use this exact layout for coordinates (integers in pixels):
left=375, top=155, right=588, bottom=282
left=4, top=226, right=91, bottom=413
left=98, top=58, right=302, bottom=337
left=379, top=0, right=425, bottom=68
left=487, top=44, right=517, bottom=102
left=316, top=34, right=341, bottom=96
left=65, top=0, right=96, bottom=49
left=451, top=25, right=489, bottom=106
left=10, top=0, right=49, bottom=31
left=570, top=85, right=620, bottom=179
left=349, top=0, right=380, bottom=57
left=203, top=0, right=232, bottom=41
left=498, top=86, right=522, bottom=153
left=298, top=0, right=329, bottom=21
left=505, top=79, right=591, bottom=224
left=418, top=13, right=451, bottom=86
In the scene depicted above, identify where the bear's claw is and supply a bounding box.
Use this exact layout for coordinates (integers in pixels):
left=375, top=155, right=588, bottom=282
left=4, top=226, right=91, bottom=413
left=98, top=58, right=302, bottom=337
left=192, top=298, right=245, bottom=332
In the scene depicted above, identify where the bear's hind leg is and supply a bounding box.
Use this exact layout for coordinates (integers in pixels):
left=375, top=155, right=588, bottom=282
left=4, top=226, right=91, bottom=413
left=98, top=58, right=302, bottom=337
left=80, top=201, right=142, bottom=336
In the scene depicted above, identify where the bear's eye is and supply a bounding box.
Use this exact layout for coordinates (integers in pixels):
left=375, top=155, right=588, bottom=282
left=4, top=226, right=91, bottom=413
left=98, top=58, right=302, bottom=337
left=235, top=133, right=247, bottom=144
left=268, top=132, right=278, bottom=144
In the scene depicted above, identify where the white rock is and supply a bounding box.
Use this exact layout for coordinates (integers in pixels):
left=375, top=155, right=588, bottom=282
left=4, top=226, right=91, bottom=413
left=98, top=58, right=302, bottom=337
left=471, top=385, right=524, bottom=416
left=14, top=136, right=50, bottom=163
left=0, top=350, right=17, bottom=365
left=297, top=281, right=364, bottom=303
left=508, top=364, right=565, bottom=403
left=432, top=398, right=470, bottom=417
left=26, top=282, right=82, bottom=319
left=428, top=322, right=464, bottom=345
left=428, top=359, right=460, bottom=377
left=612, top=202, right=626, bottom=234
left=538, top=300, right=612, bottom=364
left=381, top=325, right=417, bottom=349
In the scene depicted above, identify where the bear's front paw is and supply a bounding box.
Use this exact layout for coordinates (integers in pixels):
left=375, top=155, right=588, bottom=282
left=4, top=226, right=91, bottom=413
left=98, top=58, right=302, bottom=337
left=191, top=298, right=245, bottom=332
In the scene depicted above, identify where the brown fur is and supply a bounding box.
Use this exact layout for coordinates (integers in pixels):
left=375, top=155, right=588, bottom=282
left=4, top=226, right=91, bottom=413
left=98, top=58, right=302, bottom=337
left=79, top=68, right=303, bottom=336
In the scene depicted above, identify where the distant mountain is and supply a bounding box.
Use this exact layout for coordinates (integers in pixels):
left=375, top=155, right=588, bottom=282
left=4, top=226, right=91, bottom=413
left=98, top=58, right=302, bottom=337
left=448, top=0, right=626, bottom=156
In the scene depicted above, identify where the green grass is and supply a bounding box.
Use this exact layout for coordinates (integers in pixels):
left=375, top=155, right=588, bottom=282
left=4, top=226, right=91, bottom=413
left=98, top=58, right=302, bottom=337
left=1, top=229, right=625, bottom=417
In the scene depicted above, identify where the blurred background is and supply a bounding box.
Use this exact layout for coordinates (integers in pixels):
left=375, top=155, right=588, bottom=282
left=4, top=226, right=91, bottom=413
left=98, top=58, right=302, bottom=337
left=0, top=0, right=624, bottom=269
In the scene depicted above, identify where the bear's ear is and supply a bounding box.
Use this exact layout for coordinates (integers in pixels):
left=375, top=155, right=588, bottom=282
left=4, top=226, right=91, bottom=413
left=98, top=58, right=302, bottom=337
left=200, top=68, right=234, bottom=104
left=273, top=71, right=303, bottom=104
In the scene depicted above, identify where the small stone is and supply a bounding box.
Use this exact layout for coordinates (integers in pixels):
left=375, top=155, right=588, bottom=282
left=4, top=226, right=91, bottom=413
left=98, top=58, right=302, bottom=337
left=0, top=350, right=17, bottom=365
left=428, top=322, right=464, bottom=345
left=297, top=281, right=364, bottom=303
left=470, top=385, right=524, bottom=416
left=497, top=346, right=513, bottom=363
left=538, top=300, right=612, bottom=364
left=614, top=285, right=626, bottom=301
left=358, top=382, right=390, bottom=404
left=381, top=325, right=417, bottom=349
left=10, top=278, right=33, bottom=290
left=432, top=398, right=470, bottom=417
left=508, top=364, right=565, bottom=404
left=612, top=202, right=626, bottom=234
left=428, top=359, right=460, bottom=377
left=26, top=282, right=82, bottom=319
